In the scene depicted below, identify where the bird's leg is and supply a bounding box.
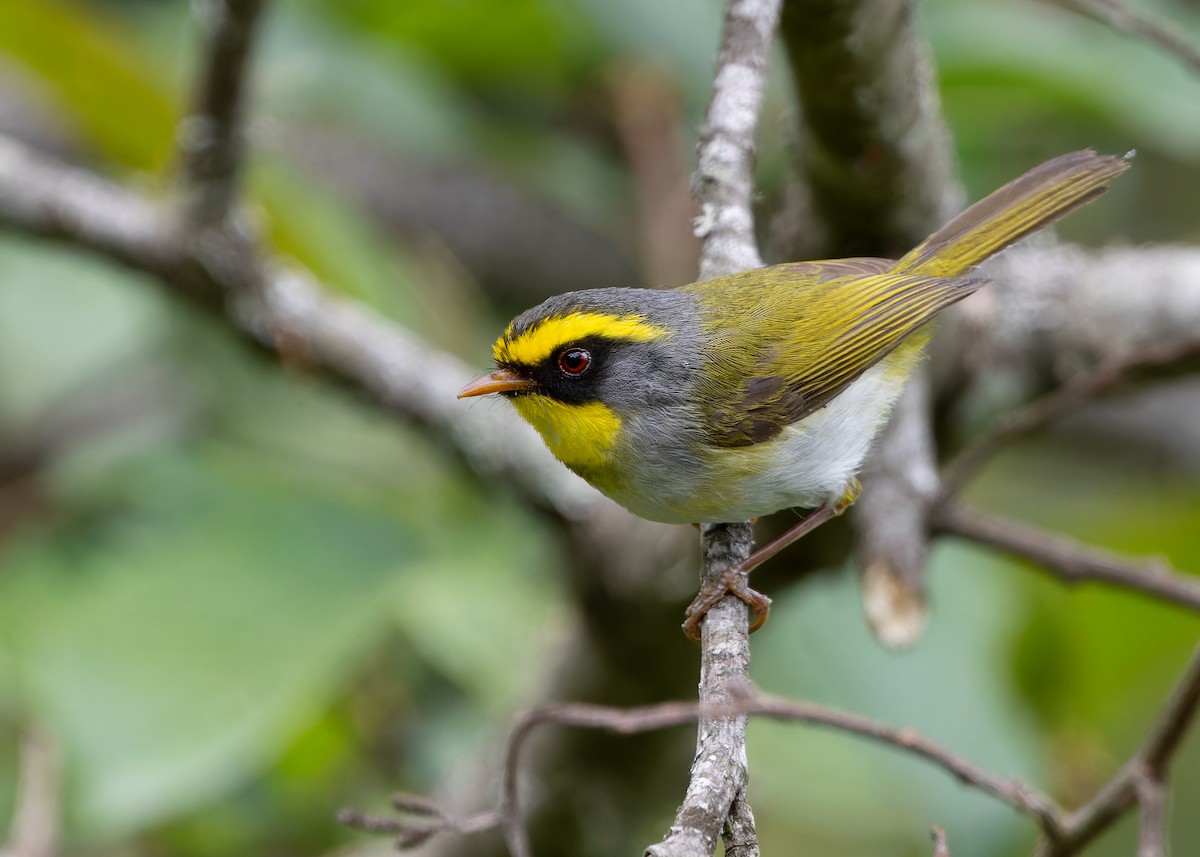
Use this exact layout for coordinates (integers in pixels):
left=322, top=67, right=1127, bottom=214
left=681, top=480, right=860, bottom=641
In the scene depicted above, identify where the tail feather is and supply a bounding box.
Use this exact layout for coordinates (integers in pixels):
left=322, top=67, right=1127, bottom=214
left=893, top=149, right=1131, bottom=277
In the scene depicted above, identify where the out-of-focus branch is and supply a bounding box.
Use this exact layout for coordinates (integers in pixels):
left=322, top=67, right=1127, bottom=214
left=281, top=127, right=639, bottom=304
left=778, top=0, right=962, bottom=259
left=931, top=827, right=951, bottom=857
left=941, top=338, right=1200, bottom=497
left=344, top=641, right=1200, bottom=856
left=345, top=692, right=1070, bottom=853
left=778, top=0, right=962, bottom=647
left=1, top=726, right=61, bottom=857
left=855, top=367, right=939, bottom=647
left=940, top=243, right=1200, bottom=392
left=1038, top=642, right=1200, bottom=856
left=933, top=503, right=1200, bottom=613
left=1134, top=771, right=1166, bottom=857
left=608, top=65, right=699, bottom=288
left=0, top=134, right=598, bottom=519
left=1042, top=0, right=1200, bottom=78
left=645, top=0, right=782, bottom=854
left=178, top=0, right=269, bottom=226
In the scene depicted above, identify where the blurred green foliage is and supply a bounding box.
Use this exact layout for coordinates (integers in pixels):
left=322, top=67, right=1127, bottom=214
left=0, top=0, right=1197, bottom=856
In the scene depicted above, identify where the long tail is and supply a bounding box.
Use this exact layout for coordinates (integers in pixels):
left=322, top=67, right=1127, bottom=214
left=892, top=149, right=1130, bottom=278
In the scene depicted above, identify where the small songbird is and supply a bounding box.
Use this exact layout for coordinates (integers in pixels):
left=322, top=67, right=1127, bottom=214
left=459, top=150, right=1129, bottom=639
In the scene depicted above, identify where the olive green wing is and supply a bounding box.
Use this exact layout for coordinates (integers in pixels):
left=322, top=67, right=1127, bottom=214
left=692, top=264, right=984, bottom=447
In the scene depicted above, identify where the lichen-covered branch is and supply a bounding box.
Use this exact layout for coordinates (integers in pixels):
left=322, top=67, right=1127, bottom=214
left=778, top=0, right=962, bottom=259
left=777, top=0, right=963, bottom=648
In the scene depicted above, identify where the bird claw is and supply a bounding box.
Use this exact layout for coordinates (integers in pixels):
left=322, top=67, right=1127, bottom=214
left=681, top=564, right=772, bottom=641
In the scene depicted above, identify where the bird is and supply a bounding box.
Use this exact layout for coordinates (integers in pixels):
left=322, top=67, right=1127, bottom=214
left=458, top=150, right=1129, bottom=640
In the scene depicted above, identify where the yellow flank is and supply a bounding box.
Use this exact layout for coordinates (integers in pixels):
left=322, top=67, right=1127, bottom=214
left=494, top=312, right=668, bottom=366
left=509, top=394, right=622, bottom=473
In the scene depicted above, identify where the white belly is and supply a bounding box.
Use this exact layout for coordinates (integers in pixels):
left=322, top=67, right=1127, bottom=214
left=609, top=359, right=912, bottom=524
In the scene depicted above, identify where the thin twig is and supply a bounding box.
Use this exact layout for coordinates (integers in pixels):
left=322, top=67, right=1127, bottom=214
left=934, top=503, right=1200, bottom=613
left=342, top=643, right=1200, bottom=857
left=941, top=340, right=1200, bottom=497
left=338, top=800, right=502, bottom=851
left=179, top=0, right=269, bottom=226
left=1039, top=641, right=1200, bottom=855
left=1044, top=0, right=1200, bottom=78
left=347, top=695, right=1065, bottom=855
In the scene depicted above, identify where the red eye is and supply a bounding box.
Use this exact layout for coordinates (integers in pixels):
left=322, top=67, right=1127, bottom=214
left=557, top=347, right=592, bottom=376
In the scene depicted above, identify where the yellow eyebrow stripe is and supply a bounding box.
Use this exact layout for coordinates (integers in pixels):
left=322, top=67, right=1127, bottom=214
left=494, top=312, right=669, bottom=366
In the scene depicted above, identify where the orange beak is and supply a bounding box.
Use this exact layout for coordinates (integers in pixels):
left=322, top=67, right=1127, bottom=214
left=457, top=368, right=539, bottom=398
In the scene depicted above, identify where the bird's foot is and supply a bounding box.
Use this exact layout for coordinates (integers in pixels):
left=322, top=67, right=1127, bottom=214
left=681, top=564, right=772, bottom=642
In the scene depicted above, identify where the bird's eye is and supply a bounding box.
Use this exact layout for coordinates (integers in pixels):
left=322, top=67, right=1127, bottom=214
left=557, top=347, right=592, bottom=376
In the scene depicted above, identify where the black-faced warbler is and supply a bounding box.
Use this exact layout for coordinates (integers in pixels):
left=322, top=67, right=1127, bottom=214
left=459, top=150, right=1129, bottom=639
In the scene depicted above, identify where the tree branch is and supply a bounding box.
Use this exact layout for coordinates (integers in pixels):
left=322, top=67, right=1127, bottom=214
left=1038, top=641, right=1200, bottom=855
left=341, top=641, right=1200, bottom=856
left=600, top=0, right=785, bottom=852
left=778, top=0, right=963, bottom=648
left=941, top=339, right=1200, bottom=497
left=856, top=366, right=940, bottom=647
left=934, top=502, right=1200, bottom=613
left=1042, top=0, right=1200, bottom=78
left=178, top=0, right=269, bottom=226
left=344, top=694, right=1067, bottom=853
left=778, top=0, right=962, bottom=259
left=646, top=1, right=782, bottom=853
left=0, top=134, right=598, bottom=519
left=0, top=726, right=61, bottom=857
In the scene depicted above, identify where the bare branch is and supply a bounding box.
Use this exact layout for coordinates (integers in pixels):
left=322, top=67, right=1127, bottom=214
left=941, top=339, right=1200, bottom=497
left=648, top=0, right=782, bottom=853
left=1039, top=642, right=1200, bottom=855
left=338, top=798, right=502, bottom=851
left=1, top=726, right=61, bottom=857
left=0, top=134, right=599, bottom=518
left=647, top=525, right=757, bottom=857
left=939, top=243, right=1200, bottom=396
left=178, top=0, right=269, bottom=226
left=722, top=791, right=760, bottom=857
left=691, top=0, right=779, bottom=279
left=1134, top=770, right=1167, bottom=857
left=778, top=0, right=961, bottom=650
left=1043, top=0, right=1200, bottom=78
left=931, top=826, right=951, bottom=857
left=778, top=0, right=962, bottom=259
left=856, top=366, right=939, bottom=647
left=934, top=502, right=1200, bottom=613
left=345, top=644, right=1200, bottom=857
left=348, top=695, right=1065, bottom=855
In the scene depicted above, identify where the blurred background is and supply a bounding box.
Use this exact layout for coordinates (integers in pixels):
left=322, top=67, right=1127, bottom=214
left=0, top=0, right=1198, bottom=856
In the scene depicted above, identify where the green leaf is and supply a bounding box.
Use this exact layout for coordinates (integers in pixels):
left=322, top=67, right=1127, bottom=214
left=0, top=455, right=413, bottom=835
